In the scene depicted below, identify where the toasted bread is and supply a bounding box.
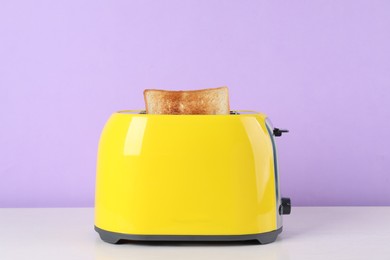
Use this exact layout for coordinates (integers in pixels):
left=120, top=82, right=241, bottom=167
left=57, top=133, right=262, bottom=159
left=144, top=87, right=230, bottom=115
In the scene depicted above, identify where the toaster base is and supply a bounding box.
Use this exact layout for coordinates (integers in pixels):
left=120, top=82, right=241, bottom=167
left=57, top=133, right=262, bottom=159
left=95, top=226, right=282, bottom=245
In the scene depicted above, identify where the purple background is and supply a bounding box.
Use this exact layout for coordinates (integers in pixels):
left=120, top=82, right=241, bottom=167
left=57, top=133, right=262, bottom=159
left=1, top=1, right=389, bottom=207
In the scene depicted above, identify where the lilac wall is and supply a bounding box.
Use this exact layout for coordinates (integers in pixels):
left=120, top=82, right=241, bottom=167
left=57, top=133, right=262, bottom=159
left=1, top=0, right=389, bottom=207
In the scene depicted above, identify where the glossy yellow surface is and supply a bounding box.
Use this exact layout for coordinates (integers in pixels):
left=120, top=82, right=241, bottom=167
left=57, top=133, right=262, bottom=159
left=95, top=111, right=277, bottom=235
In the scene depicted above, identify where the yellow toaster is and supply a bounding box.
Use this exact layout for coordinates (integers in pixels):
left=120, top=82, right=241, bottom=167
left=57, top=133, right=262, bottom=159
left=94, top=110, right=290, bottom=244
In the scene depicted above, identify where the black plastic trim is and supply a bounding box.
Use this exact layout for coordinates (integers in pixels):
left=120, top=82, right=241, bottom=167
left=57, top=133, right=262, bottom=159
left=95, top=226, right=282, bottom=245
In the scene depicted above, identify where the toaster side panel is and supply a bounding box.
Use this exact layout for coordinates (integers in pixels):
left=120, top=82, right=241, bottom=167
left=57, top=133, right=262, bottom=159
left=95, top=113, right=278, bottom=236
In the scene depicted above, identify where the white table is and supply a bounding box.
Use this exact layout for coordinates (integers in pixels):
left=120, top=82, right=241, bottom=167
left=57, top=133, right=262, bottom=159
left=0, top=207, right=389, bottom=259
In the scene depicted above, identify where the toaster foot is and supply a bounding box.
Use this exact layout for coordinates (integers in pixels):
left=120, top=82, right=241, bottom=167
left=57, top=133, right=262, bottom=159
left=254, top=227, right=282, bottom=244
left=95, top=226, right=282, bottom=245
left=97, top=230, right=121, bottom=244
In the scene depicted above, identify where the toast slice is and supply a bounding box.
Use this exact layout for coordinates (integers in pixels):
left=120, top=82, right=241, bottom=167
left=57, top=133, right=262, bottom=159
left=144, top=87, right=230, bottom=115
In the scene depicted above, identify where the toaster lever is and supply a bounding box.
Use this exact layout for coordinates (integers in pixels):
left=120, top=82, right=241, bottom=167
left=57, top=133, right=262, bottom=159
left=273, top=128, right=289, bottom=137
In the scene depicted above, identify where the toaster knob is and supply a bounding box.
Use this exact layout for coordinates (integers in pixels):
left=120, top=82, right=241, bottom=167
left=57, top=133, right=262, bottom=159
left=279, top=197, right=291, bottom=215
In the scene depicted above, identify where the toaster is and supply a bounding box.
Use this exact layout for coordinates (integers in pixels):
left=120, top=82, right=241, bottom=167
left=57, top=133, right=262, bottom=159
left=94, top=110, right=291, bottom=244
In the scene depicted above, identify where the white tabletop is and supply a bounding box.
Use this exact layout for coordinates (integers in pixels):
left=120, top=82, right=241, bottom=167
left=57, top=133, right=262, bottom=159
left=0, top=207, right=389, bottom=259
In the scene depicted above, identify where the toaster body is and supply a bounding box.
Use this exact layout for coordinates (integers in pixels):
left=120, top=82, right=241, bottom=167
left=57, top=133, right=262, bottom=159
left=95, top=110, right=290, bottom=244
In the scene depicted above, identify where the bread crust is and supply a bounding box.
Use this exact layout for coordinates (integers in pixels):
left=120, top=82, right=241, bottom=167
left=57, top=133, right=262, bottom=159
left=144, top=87, right=230, bottom=115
